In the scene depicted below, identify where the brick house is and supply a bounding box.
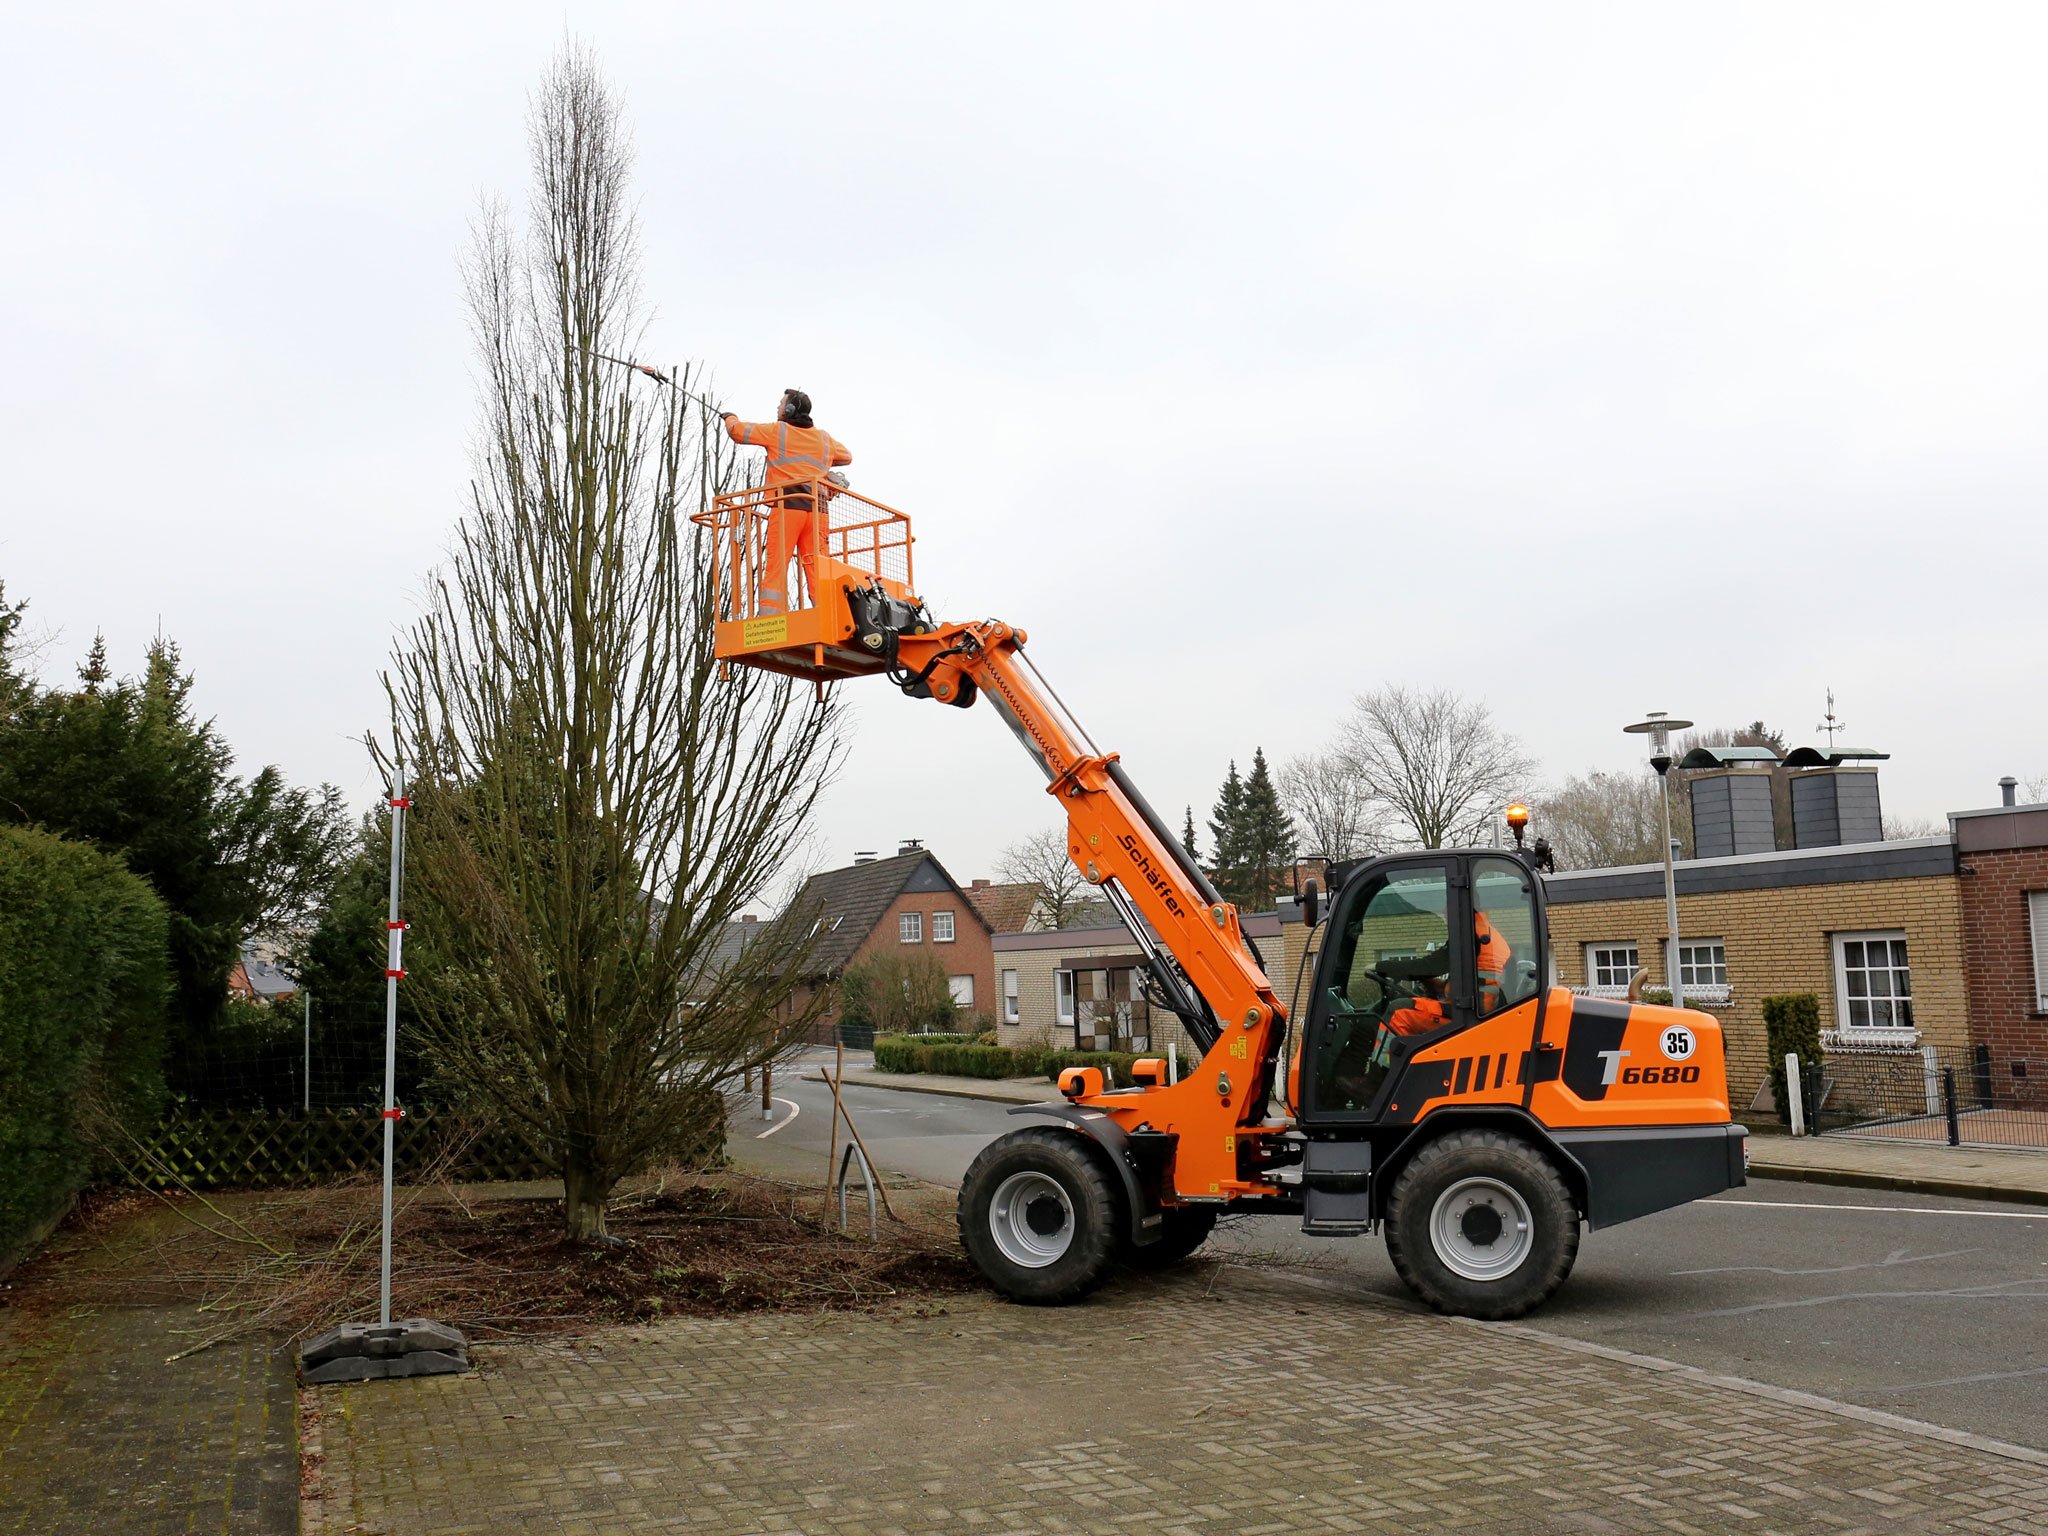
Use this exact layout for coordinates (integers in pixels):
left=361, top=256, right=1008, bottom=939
left=777, top=843, right=995, bottom=1041
left=964, top=879, right=1045, bottom=935
left=1953, top=790, right=2048, bottom=1093
left=1538, top=839, right=1967, bottom=1110
left=993, top=911, right=1294, bottom=1063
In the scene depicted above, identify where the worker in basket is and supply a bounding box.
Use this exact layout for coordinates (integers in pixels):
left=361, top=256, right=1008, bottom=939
left=723, top=388, right=852, bottom=615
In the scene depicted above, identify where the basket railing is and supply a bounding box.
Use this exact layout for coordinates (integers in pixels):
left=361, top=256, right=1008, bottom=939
left=691, top=482, right=914, bottom=624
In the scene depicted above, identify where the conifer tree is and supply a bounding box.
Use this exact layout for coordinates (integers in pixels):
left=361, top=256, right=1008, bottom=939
left=1207, top=761, right=1246, bottom=905
left=1180, top=806, right=1200, bottom=864
left=1238, top=747, right=1298, bottom=911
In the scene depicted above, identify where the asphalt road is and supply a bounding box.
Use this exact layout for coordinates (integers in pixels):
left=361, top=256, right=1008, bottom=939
left=751, top=1067, right=2048, bottom=1452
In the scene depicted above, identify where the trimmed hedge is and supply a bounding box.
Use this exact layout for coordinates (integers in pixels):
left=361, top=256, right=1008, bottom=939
left=1762, top=993, right=1823, bottom=1126
left=1, top=825, right=169, bottom=1270
left=871, top=1035, right=1154, bottom=1088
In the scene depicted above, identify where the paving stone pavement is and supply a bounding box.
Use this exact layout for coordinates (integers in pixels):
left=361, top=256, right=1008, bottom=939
left=0, top=1304, right=297, bottom=1535
left=306, top=1266, right=2048, bottom=1536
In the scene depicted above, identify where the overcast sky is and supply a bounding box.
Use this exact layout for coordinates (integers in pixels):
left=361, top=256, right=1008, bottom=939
left=4, top=3, right=2043, bottom=893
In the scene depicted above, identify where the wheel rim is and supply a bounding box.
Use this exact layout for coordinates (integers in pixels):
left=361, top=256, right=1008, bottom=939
left=1428, top=1175, right=1534, bottom=1282
left=989, top=1171, right=1076, bottom=1269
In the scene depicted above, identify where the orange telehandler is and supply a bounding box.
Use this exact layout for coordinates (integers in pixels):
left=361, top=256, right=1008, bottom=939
left=694, top=481, right=1748, bottom=1320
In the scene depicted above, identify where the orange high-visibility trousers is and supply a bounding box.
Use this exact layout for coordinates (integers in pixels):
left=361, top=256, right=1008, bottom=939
left=761, top=490, right=820, bottom=614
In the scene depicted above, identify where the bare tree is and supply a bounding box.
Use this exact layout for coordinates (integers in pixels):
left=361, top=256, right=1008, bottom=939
left=1278, top=748, right=1380, bottom=861
left=1531, top=770, right=1686, bottom=869
left=1881, top=813, right=1947, bottom=841
left=381, top=49, right=841, bottom=1242
left=994, top=827, right=1089, bottom=928
left=2022, top=772, right=2048, bottom=805
left=1337, top=686, right=1536, bottom=849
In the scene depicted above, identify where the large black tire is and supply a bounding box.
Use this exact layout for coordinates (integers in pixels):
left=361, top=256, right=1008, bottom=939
left=1382, top=1129, right=1579, bottom=1320
left=1121, top=1206, right=1217, bottom=1271
left=957, top=1127, right=1121, bottom=1305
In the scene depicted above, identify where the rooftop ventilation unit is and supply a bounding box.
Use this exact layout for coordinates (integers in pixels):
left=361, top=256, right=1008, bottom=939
left=1783, top=748, right=1888, bottom=848
left=1680, top=745, right=1779, bottom=858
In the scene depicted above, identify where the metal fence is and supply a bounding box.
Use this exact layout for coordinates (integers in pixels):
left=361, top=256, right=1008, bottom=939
left=1806, top=1044, right=2048, bottom=1150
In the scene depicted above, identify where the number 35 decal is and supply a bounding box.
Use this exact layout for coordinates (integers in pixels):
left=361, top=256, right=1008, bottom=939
left=1661, top=1025, right=1697, bottom=1061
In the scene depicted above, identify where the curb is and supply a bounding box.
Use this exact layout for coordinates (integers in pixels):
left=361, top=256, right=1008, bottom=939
left=807, top=1071, right=1058, bottom=1107
left=1744, top=1158, right=2048, bottom=1208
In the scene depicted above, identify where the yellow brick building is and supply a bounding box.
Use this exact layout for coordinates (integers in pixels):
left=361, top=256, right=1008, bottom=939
left=1540, top=838, right=1964, bottom=1108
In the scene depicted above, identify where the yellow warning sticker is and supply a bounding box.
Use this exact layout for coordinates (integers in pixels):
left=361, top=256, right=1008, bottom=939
left=742, top=614, right=790, bottom=648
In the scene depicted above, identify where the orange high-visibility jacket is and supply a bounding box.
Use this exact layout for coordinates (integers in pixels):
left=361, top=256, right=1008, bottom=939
left=725, top=417, right=851, bottom=487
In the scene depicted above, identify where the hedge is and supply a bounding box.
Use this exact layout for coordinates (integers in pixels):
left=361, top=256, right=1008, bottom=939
left=1762, top=993, right=1823, bottom=1126
left=871, top=1035, right=1155, bottom=1087
left=1, top=825, right=169, bottom=1270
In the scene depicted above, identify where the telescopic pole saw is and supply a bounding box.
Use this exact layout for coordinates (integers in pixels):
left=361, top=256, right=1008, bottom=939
left=583, top=347, right=726, bottom=416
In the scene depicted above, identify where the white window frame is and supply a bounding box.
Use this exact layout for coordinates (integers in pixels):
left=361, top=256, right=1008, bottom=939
left=932, top=909, right=956, bottom=943
left=1831, top=929, right=1916, bottom=1043
left=2030, top=892, right=2048, bottom=1013
left=1002, top=968, right=1020, bottom=1024
left=1667, top=938, right=1730, bottom=1003
left=948, top=974, right=974, bottom=1007
left=1055, top=969, right=1075, bottom=1026
left=1584, top=942, right=1641, bottom=995
left=899, top=912, right=922, bottom=944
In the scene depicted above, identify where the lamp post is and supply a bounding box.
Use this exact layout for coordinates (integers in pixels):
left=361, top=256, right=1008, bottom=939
left=1623, top=713, right=1692, bottom=1009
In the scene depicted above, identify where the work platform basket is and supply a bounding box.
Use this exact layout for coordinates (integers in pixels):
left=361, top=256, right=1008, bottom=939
left=690, top=481, right=919, bottom=682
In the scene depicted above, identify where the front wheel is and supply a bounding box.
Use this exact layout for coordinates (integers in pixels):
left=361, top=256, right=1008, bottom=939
left=1382, top=1129, right=1579, bottom=1320
left=957, top=1127, right=1120, bottom=1305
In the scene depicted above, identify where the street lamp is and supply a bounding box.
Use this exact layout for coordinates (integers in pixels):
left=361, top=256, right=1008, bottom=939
left=1623, top=712, right=1693, bottom=1010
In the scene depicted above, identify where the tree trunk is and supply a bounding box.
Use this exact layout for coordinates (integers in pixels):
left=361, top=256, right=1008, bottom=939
left=561, top=1148, right=612, bottom=1241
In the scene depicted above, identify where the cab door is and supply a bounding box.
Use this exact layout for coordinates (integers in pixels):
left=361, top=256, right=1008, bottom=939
left=1299, top=853, right=1549, bottom=1127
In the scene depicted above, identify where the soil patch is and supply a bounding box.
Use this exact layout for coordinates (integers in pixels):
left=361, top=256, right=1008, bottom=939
left=2, top=1172, right=980, bottom=1352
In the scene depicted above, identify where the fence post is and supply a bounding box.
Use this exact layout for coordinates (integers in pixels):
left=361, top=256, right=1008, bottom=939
left=1785, top=1052, right=1805, bottom=1136
left=1974, top=1044, right=1994, bottom=1110
left=1942, top=1066, right=1961, bottom=1147
left=761, top=1062, right=773, bottom=1121
left=304, top=990, right=312, bottom=1115
left=1921, top=1045, right=1940, bottom=1116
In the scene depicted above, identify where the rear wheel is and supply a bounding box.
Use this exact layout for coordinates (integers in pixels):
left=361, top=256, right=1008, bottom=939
left=958, top=1127, right=1120, bottom=1305
left=1382, top=1129, right=1579, bottom=1320
left=1120, top=1205, right=1217, bottom=1271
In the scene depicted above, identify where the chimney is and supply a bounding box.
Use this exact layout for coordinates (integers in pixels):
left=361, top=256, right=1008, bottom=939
left=1778, top=747, right=1889, bottom=849
left=853, top=850, right=878, bottom=865
left=898, top=838, right=923, bottom=857
left=971, top=878, right=990, bottom=889
left=740, top=913, right=757, bottom=924
left=1679, top=745, right=1779, bottom=858
left=2001, top=776, right=2019, bottom=808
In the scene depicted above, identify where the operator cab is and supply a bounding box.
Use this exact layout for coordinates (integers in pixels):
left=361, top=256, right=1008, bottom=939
left=1299, top=852, right=1547, bottom=1125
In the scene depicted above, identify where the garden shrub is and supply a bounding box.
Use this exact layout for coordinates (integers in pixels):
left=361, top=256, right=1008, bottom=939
left=0, top=825, right=168, bottom=1269
left=1762, top=993, right=1823, bottom=1126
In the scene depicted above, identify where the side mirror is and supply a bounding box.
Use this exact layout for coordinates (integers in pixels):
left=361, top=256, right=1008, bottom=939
left=1302, top=878, right=1321, bottom=928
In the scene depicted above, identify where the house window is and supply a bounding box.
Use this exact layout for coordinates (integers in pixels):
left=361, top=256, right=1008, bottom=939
left=1586, top=943, right=1640, bottom=991
left=1671, top=939, right=1729, bottom=1000
left=2031, top=892, right=2048, bottom=1012
left=933, top=910, right=956, bottom=943
left=948, top=974, right=974, bottom=1007
left=1055, top=969, right=1075, bottom=1026
left=899, top=912, right=922, bottom=944
left=1002, top=968, right=1019, bottom=1023
left=1833, top=930, right=1914, bottom=1037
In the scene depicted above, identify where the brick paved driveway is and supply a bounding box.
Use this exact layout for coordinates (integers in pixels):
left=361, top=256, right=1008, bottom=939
left=0, top=1304, right=296, bottom=1535
left=308, top=1265, right=2048, bottom=1535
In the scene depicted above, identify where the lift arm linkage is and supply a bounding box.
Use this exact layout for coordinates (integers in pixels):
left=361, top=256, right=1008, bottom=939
left=893, top=619, right=1290, bottom=1193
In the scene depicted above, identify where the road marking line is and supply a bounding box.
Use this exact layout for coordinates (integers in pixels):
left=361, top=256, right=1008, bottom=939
left=754, top=1098, right=801, bottom=1138
left=1706, top=1198, right=2048, bottom=1221
left=1241, top=1265, right=2048, bottom=1471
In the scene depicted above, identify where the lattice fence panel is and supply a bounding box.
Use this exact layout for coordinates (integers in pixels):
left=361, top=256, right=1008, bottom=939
left=128, top=1110, right=558, bottom=1190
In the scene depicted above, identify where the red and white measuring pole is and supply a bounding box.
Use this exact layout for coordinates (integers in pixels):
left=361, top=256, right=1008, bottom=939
left=378, top=765, right=410, bottom=1327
